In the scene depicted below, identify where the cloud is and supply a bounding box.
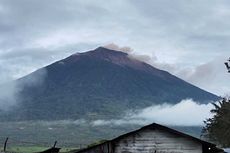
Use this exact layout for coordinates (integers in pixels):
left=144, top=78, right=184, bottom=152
left=103, top=43, right=133, bottom=53
left=35, top=119, right=87, bottom=126
left=0, top=0, right=230, bottom=96
left=129, top=52, right=230, bottom=95
left=91, top=99, right=215, bottom=126
left=19, top=68, right=47, bottom=87
left=0, top=68, right=48, bottom=111
left=108, top=43, right=230, bottom=95
left=102, top=43, right=230, bottom=95
left=0, top=82, right=20, bottom=111
left=0, top=99, right=214, bottom=126
left=131, top=99, right=214, bottom=126
left=156, top=56, right=230, bottom=95
left=0, top=44, right=95, bottom=83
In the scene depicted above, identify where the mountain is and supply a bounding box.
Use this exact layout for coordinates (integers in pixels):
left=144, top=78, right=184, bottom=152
left=0, top=47, right=219, bottom=121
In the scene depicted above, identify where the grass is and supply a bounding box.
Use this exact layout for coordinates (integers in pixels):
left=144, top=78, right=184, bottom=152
left=6, top=146, right=48, bottom=153
left=2, top=146, right=78, bottom=153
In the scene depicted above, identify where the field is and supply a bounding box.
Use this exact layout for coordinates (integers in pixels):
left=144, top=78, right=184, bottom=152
left=0, top=146, right=77, bottom=153
left=0, top=121, right=203, bottom=153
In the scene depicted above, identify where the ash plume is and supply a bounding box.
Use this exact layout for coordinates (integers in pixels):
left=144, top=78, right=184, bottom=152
left=103, top=43, right=133, bottom=53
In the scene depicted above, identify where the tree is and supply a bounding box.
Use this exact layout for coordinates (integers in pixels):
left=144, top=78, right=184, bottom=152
left=202, top=58, right=230, bottom=147
left=202, top=98, right=230, bottom=147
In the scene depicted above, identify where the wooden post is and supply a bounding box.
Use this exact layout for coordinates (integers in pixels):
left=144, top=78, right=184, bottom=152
left=53, top=141, right=57, bottom=148
left=3, top=137, right=8, bottom=152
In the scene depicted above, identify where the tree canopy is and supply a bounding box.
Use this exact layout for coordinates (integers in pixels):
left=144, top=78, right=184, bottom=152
left=202, top=98, right=230, bottom=147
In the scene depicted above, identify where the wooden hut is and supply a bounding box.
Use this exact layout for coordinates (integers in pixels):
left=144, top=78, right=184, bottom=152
left=74, top=123, right=224, bottom=153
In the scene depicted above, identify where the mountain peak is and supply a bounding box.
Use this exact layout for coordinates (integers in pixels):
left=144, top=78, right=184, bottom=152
left=65, top=46, right=132, bottom=67
left=66, top=47, right=127, bottom=60
left=94, top=46, right=129, bottom=54
left=62, top=47, right=169, bottom=78
left=84, top=46, right=128, bottom=58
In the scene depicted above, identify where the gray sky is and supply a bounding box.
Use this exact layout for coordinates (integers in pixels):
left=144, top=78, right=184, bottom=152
left=0, top=0, right=229, bottom=95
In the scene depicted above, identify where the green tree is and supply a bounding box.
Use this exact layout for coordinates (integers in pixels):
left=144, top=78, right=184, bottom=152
left=202, top=98, right=230, bottom=147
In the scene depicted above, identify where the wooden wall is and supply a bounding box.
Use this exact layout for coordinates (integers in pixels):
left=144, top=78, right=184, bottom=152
left=114, top=128, right=202, bottom=153
left=78, top=128, right=203, bottom=153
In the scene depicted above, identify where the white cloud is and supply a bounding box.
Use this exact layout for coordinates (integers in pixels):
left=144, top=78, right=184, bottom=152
left=3, top=99, right=214, bottom=126
left=0, top=82, right=20, bottom=110
left=35, top=119, right=87, bottom=126
left=0, top=68, right=48, bottom=111
left=92, top=99, right=215, bottom=126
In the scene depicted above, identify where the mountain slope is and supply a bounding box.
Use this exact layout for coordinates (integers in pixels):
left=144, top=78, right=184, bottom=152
left=1, top=47, right=219, bottom=121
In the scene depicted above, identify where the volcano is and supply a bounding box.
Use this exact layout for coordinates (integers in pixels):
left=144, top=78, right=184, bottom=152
left=0, top=47, right=219, bottom=121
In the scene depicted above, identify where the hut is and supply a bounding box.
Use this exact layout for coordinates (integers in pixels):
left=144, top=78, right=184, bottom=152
left=74, top=123, right=224, bottom=153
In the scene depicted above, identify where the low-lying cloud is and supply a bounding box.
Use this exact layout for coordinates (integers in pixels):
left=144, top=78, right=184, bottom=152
left=4, top=99, right=215, bottom=127
left=0, top=82, right=21, bottom=110
left=19, top=68, right=47, bottom=87
left=34, top=119, right=86, bottom=126
left=0, top=68, right=48, bottom=111
left=92, top=99, right=215, bottom=126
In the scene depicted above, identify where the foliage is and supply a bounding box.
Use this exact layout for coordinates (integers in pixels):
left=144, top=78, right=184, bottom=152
left=202, top=98, right=230, bottom=147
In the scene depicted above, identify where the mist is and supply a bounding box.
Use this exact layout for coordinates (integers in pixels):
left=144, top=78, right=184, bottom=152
left=0, top=68, right=47, bottom=111
left=92, top=99, right=215, bottom=126
left=27, top=99, right=215, bottom=127
left=0, top=82, right=20, bottom=111
left=19, top=68, right=47, bottom=87
left=2, top=99, right=215, bottom=127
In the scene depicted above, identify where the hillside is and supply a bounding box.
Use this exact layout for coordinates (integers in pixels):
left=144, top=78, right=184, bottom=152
left=0, top=47, right=219, bottom=121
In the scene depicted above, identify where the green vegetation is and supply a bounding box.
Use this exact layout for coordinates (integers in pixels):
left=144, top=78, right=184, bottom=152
left=1, top=146, right=77, bottom=153
left=203, top=98, right=230, bottom=147
left=4, top=146, right=50, bottom=153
